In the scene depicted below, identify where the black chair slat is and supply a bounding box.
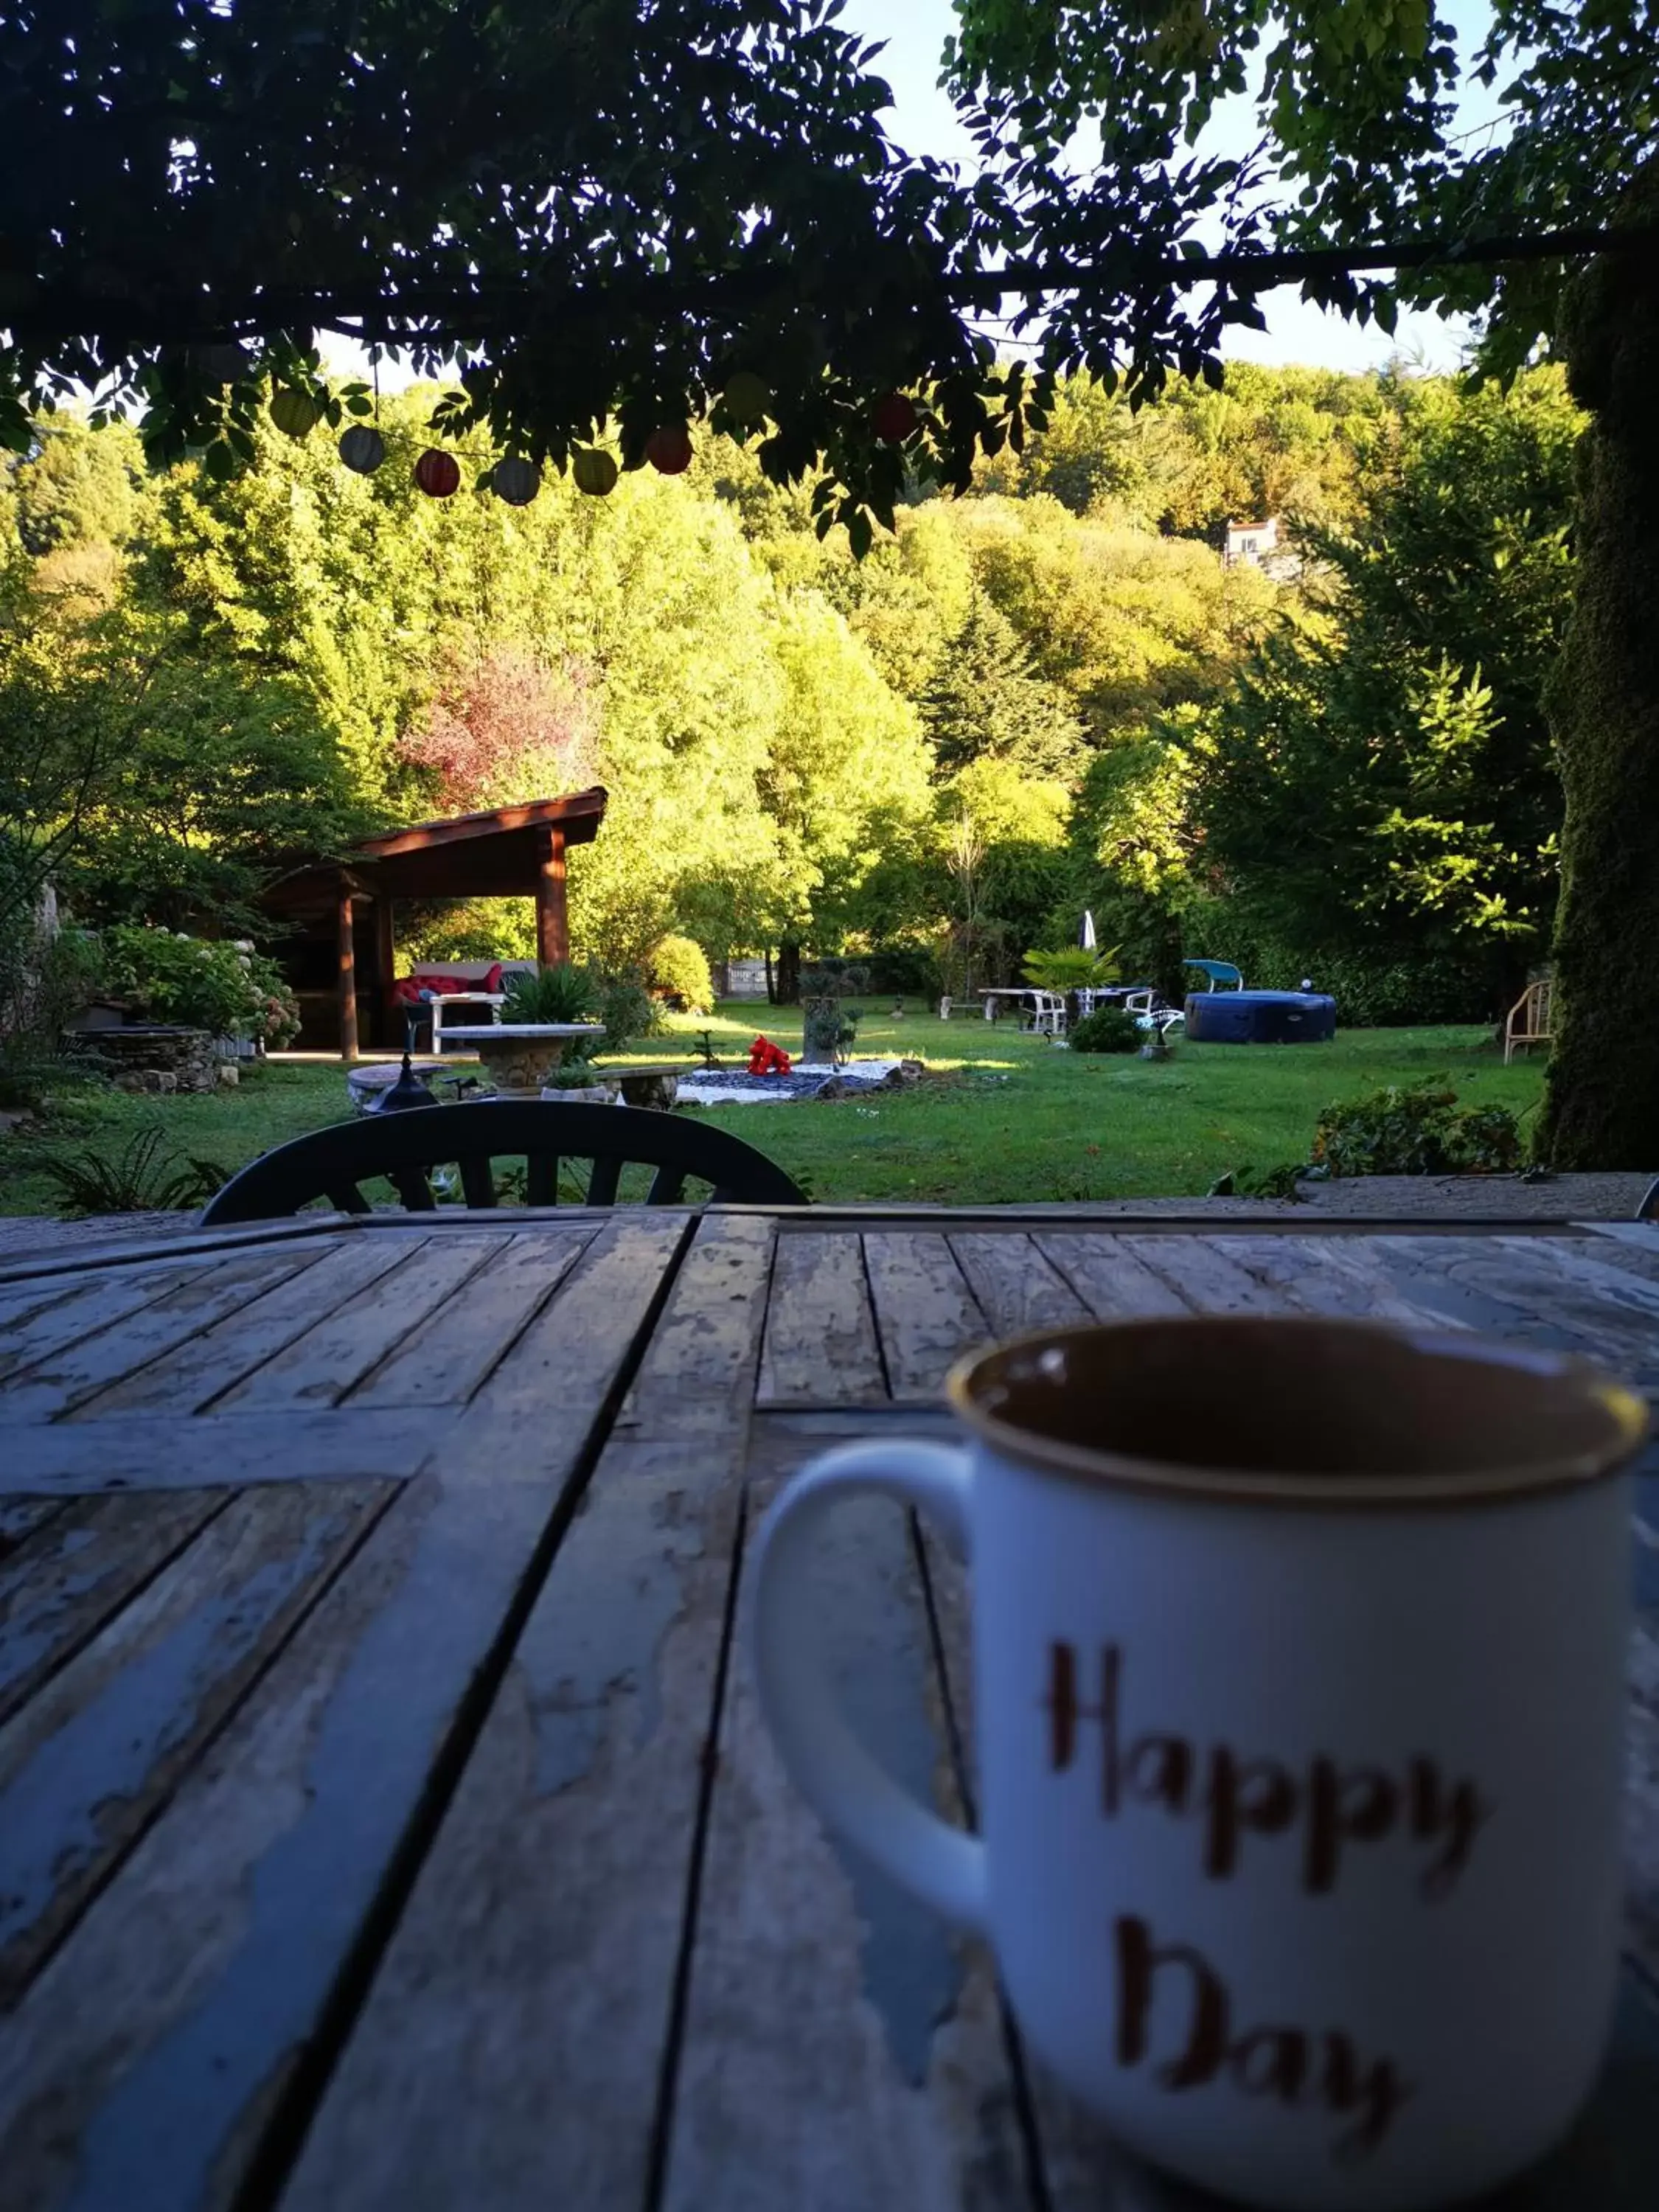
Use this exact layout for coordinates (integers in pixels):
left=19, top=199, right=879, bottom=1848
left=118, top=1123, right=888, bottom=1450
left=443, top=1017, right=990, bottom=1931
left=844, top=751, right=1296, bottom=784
left=389, top=1164, right=438, bottom=1211
left=202, top=1103, right=806, bottom=1225
left=458, top=1154, right=497, bottom=1208
left=585, top=1154, right=622, bottom=1206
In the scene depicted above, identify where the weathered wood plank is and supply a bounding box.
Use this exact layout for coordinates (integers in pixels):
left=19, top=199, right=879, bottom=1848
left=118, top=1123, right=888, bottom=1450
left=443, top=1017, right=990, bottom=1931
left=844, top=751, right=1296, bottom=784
left=0, top=1247, right=332, bottom=1419
left=0, top=1407, right=459, bottom=1495
left=1032, top=1234, right=1192, bottom=1320
left=0, top=1211, right=686, bottom=2212
left=0, top=1276, right=88, bottom=1334
left=0, top=1478, right=392, bottom=2005
left=1127, top=1234, right=1306, bottom=1315
left=1497, top=1235, right=1659, bottom=1324
left=862, top=1232, right=989, bottom=1402
left=1630, top=1617, right=1659, bottom=1983
left=0, top=1488, right=229, bottom=1726
left=1583, top=1222, right=1659, bottom=1265
left=463, top=1211, right=689, bottom=1417
left=949, top=1231, right=1091, bottom=1340
left=1203, top=1234, right=1475, bottom=1326
left=0, top=1257, right=231, bottom=1387
left=72, top=1236, right=424, bottom=1416
left=346, top=1228, right=595, bottom=1406
left=277, top=1214, right=773, bottom=2212
left=210, top=1233, right=515, bottom=1411
left=1377, top=1237, right=1659, bottom=1379
left=757, top=1231, right=886, bottom=1406
left=0, top=1498, right=63, bottom=1553
left=0, top=1219, right=355, bottom=1287
left=660, top=1422, right=1029, bottom=2212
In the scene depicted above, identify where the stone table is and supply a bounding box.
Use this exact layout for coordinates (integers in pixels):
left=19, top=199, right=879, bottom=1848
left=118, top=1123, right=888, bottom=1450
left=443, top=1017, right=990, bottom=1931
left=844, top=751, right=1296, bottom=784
left=437, top=1022, right=605, bottom=1096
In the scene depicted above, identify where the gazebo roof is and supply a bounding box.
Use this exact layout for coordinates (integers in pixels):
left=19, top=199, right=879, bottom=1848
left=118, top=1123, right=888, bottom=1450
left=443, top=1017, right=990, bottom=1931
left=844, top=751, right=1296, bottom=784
left=263, top=788, right=609, bottom=914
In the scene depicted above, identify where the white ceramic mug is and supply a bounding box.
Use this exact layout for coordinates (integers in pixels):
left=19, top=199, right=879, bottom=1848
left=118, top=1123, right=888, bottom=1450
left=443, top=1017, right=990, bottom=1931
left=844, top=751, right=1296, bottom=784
left=748, top=1318, right=1647, bottom=2211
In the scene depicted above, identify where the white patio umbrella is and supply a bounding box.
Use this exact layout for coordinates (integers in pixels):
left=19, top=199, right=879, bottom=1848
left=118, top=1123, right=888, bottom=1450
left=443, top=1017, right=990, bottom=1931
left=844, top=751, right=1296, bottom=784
left=1078, top=910, right=1097, bottom=951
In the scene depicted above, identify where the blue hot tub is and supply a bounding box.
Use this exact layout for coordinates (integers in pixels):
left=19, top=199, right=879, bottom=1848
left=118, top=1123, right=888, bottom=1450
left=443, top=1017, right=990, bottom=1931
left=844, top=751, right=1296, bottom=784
left=1183, top=990, right=1337, bottom=1043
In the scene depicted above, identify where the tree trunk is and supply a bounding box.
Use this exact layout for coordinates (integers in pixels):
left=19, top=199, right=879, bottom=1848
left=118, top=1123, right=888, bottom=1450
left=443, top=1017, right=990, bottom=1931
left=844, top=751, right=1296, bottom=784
left=774, top=939, right=801, bottom=1005
left=1539, top=165, right=1659, bottom=1169
left=764, top=947, right=775, bottom=1005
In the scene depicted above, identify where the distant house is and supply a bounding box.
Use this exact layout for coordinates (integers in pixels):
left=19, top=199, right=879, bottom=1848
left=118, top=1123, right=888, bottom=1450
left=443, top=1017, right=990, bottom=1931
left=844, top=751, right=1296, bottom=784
left=1225, top=517, right=1280, bottom=567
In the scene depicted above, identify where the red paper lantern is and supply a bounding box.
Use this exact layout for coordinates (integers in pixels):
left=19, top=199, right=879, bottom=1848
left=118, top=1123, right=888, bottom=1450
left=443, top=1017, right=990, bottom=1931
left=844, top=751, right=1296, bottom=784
left=414, top=448, right=461, bottom=498
left=644, top=424, right=694, bottom=476
left=872, top=391, right=918, bottom=444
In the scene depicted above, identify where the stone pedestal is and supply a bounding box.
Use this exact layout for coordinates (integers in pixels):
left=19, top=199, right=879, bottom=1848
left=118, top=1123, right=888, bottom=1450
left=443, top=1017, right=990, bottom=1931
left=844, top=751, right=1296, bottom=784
left=439, top=1023, right=606, bottom=1098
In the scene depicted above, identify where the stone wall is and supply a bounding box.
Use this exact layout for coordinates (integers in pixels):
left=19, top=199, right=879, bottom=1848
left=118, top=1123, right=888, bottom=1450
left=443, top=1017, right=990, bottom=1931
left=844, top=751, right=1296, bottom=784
left=64, top=1026, right=220, bottom=1094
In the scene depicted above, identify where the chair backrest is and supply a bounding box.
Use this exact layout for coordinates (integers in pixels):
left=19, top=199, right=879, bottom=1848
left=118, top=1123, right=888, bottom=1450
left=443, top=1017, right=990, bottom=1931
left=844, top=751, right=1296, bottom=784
left=1185, top=959, right=1244, bottom=991
left=201, top=1101, right=807, bottom=1224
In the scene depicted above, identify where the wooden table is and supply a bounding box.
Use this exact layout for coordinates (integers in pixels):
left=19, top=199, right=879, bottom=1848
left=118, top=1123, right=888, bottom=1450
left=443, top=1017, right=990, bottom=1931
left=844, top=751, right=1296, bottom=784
left=1, top=1207, right=1657, bottom=2211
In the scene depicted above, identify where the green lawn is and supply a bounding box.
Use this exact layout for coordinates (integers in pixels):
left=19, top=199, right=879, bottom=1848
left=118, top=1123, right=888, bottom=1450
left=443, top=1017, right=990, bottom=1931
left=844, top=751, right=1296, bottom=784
left=0, top=1003, right=1544, bottom=1216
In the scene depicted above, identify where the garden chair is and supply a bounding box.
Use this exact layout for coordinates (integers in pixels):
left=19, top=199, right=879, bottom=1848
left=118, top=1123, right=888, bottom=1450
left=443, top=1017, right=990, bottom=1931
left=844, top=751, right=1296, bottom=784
left=1184, top=959, right=1245, bottom=992
left=1504, top=973, right=1555, bottom=1064
left=201, top=1101, right=807, bottom=1222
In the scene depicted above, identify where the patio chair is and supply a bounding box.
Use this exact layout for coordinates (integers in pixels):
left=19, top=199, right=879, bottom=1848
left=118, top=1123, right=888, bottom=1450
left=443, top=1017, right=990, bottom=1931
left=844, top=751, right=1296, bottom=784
left=1504, top=973, right=1555, bottom=1064
left=1184, top=959, right=1245, bottom=992
left=201, top=1101, right=807, bottom=1222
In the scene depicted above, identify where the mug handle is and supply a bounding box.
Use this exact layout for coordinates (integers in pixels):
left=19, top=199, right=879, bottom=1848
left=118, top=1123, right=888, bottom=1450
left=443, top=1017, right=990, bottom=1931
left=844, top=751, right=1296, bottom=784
left=748, top=1438, right=989, bottom=1935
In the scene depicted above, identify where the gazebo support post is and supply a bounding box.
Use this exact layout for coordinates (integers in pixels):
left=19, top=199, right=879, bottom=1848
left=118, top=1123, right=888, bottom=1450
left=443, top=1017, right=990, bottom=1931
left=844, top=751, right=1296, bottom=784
left=535, top=825, right=568, bottom=967
left=336, top=879, right=359, bottom=1062
left=374, top=896, right=396, bottom=1050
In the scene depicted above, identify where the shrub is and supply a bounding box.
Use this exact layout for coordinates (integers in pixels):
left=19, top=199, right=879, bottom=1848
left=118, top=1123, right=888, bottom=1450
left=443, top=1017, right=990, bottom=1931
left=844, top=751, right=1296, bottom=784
left=648, top=933, right=713, bottom=1012
left=501, top=961, right=597, bottom=1026
left=509, top=961, right=664, bottom=1062
left=1069, top=1008, right=1142, bottom=1054
left=866, top=942, right=941, bottom=996
left=102, top=927, right=299, bottom=1045
left=1022, top=945, right=1121, bottom=992
left=586, top=965, right=662, bottom=1052
left=1312, top=1083, right=1523, bottom=1178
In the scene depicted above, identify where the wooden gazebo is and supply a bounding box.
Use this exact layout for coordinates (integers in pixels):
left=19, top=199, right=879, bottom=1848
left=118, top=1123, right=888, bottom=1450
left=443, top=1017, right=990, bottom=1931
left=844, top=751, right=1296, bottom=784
left=262, top=788, right=608, bottom=1055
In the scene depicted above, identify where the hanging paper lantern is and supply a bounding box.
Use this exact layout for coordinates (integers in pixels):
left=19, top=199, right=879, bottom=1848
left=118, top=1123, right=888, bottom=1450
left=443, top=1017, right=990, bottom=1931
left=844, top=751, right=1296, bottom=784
left=872, top=391, right=918, bottom=444
left=414, top=448, right=461, bottom=498
left=192, top=342, right=248, bottom=386
left=723, top=371, right=770, bottom=426
left=338, top=425, right=386, bottom=475
left=269, top=387, right=321, bottom=439
left=572, top=447, right=619, bottom=497
left=492, top=456, right=541, bottom=506
left=644, top=424, right=693, bottom=476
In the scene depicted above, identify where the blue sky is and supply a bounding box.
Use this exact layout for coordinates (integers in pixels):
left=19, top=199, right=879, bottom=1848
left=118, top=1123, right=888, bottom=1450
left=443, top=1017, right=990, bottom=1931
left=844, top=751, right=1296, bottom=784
left=838, top=0, right=1508, bottom=374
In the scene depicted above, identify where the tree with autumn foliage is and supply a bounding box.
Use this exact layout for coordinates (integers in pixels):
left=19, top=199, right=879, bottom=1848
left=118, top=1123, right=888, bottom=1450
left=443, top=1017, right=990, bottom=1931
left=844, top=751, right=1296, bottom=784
left=399, top=647, right=598, bottom=815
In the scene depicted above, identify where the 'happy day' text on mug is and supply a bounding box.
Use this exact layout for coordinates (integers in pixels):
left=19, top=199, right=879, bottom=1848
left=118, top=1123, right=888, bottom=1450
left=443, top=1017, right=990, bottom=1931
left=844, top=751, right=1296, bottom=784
left=1043, top=1643, right=1495, bottom=2159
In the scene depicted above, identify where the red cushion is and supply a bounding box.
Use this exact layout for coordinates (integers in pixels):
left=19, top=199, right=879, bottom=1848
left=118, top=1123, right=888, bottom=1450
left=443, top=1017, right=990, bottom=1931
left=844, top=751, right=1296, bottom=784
left=392, top=977, right=423, bottom=1006
left=483, top=962, right=504, bottom=994
left=412, top=972, right=469, bottom=995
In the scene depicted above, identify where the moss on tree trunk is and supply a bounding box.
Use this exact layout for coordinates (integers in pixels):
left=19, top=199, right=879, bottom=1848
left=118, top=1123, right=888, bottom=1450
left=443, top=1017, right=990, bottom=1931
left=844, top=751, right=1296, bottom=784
left=1539, top=164, right=1659, bottom=1169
